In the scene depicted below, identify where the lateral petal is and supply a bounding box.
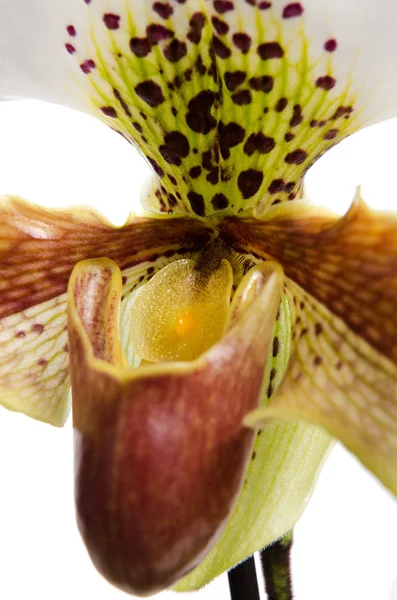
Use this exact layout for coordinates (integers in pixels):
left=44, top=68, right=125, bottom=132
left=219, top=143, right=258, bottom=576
left=0, top=196, right=211, bottom=424
left=235, top=194, right=397, bottom=494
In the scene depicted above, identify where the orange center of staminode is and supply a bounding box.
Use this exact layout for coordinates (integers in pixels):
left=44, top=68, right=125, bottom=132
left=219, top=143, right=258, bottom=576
left=174, top=311, right=196, bottom=338
left=130, top=258, right=233, bottom=363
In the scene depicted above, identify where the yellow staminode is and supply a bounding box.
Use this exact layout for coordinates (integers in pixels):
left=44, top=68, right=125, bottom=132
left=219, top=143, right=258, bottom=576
left=130, top=258, right=233, bottom=363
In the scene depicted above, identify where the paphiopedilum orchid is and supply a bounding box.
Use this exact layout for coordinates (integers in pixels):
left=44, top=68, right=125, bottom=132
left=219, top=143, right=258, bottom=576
left=1, top=0, right=397, bottom=597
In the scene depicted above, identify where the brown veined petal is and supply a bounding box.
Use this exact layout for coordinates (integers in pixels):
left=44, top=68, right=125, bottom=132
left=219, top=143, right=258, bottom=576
left=68, top=257, right=284, bottom=596
left=0, top=196, right=212, bottom=425
left=231, top=192, right=397, bottom=494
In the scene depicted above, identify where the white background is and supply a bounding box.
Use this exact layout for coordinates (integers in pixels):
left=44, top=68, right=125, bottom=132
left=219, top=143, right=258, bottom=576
left=0, top=100, right=396, bottom=600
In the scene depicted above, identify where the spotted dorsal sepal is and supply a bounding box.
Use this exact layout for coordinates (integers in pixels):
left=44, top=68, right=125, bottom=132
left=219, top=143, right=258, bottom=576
left=65, top=1, right=359, bottom=217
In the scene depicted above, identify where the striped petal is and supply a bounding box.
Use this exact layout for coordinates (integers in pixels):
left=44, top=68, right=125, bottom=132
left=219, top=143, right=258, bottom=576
left=68, top=257, right=284, bottom=595
left=0, top=196, right=211, bottom=425
left=1, top=1, right=397, bottom=216
left=229, top=193, right=397, bottom=494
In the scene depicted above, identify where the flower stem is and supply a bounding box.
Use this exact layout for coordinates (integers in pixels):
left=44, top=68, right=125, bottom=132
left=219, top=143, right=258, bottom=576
left=260, top=531, right=294, bottom=600
left=227, top=556, right=260, bottom=600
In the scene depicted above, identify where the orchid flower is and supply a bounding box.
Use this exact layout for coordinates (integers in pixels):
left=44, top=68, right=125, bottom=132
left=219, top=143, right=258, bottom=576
left=1, top=0, right=397, bottom=597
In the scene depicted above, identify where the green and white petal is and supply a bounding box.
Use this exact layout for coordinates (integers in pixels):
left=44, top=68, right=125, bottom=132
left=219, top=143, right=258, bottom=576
left=232, top=193, right=397, bottom=495
left=0, top=196, right=211, bottom=425
left=2, top=1, right=397, bottom=216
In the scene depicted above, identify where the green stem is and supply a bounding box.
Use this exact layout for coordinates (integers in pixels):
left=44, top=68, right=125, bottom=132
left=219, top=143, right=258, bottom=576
left=227, top=556, right=260, bottom=600
left=260, top=531, right=294, bottom=600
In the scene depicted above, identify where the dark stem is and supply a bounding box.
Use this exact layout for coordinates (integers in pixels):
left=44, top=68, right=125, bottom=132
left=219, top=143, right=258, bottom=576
left=260, top=531, right=294, bottom=600
left=228, top=555, right=260, bottom=600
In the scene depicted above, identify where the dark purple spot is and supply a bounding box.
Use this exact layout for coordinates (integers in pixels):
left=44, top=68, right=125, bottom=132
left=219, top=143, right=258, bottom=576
left=313, top=356, right=323, bottom=366
left=282, top=3, right=303, bottom=18
left=324, top=39, right=337, bottom=52
left=130, top=37, right=152, bottom=57
left=232, top=33, right=252, bottom=54
left=202, top=150, right=213, bottom=170
left=324, top=128, right=338, bottom=140
left=232, top=90, right=252, bottom=105
left=244, top=133, right=275, bottom=156
left=275, top=97, right=288, bottom=112
left=188, top=192, right=205, bottom=216
left=285, top=149, right=307, bottom=165
left=211, top=193, right=229, bottom=210
left=212, top=16, right=229, bottom=35
left=285, top=181, right=295, bottom=193
left=189, top=166, right=202, bottom=178
left=195, top=55, right=207, bottom=75
left=63, top=343, right=69, bottom=353
left=219, top=122, right=246, bottom=159
left=214, top=0, right=233, bottom=13
left=135, top=80, right=165, bottom=107
left=332, top=106, right=353, bottom=119
left=186, top=90, right=216, bottom=134
left=153, top=2, right=174, bottom=19
left=148, top=158, right=165, bottom=177
left=187, top=12, right=206, bottom=44
left=159, top=131, right=190, bottom=165
left=66, top=25, right=76, bottom=36
left=32, top=323, right=44, bottom=334
left=80, top=59, right=96, bottom=73
left=113, top=88, right=132, bottom=117
left=168, top=193, right=178, bottom=207
left=168, top=174, right=177, bottom=185
left=315, top=323, right=323, bottom=336
left=164, top=39, right=187, bottom=62
left=65, top=43, right=76, bottom=54
left=259, top=0, right=272, bottom=7
left=249, top=75, right=274, bottom=92
left=284, top=132, right=295, bottom=142
left=238, top=169, right=264, bottom=199
left=133, top=121, right=143, bottom=133
left=213, top=36, right=231, bottom=58
left=316, top=75, right=336, bottom=90
left=100, top=106, right=118, bottom=118
left=146, top=24, right=174, bottom=44
left=15, top=331, right=26, bottom=338
left=103, top=13, right=120, bottom=30
left=206, top=168, right=219, bottom=184
left=38, top=358, right=48, bottom=367
left=290, top=104, right=303, bottom=127
left=268, top=179, right=285, bottom=194
left=258, top=42, right=284, bottom=60
left=224, top=71, right=246, bottom=91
